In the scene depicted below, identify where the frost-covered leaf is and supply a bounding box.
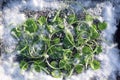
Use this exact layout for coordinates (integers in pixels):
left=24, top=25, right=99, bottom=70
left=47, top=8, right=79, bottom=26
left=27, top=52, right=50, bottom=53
left=51, top=70, right=62, bottom=78
left=82, top=46, right=92, bottom=54
left=96, top=46, right=102, bottom=54
left=65, top=30, right=74, bottom=45
left=75, top=64, right=83, bottom=74
left=98, top=22, right=107, bottom=31
left=67, top=14, right=76, bottom=24
left=25, top=18, right=38, bottom=33
left=50, top=61, right=57, bottom=67
left=38, top=16, right=46, bottom=26
left=90, top=60, right=100, bottom=70
left=20, top=61, right=29, bottom=70
left=11, top=27, right=21, bottom=39
left=85, top=14, right=93, bottom=21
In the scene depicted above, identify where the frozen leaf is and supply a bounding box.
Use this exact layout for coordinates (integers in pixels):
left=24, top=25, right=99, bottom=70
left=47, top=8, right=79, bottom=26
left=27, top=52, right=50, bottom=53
left=98, top=22, right=107, bottom=31
left=90, top=60, right=100, bottom=70
left=38, top=16, right=46, bottom=26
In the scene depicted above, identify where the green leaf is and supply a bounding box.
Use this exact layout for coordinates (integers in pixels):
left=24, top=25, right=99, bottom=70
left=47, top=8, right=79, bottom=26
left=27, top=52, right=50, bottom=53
left=96, top=46, right=102, bottom=54
left=78, top=37, right=84, bottom=45
left=38, top=16, right=46, bottom=26
left=63, top=49, right=72, bottom=59
left=64, top=63, right=71, bottom=71
left=58, top=24, right=64, bottom=29
left=92, top=24, right=97, bottom=30
left=75, top=64, right=83, bottom=74
left=78, top=23, right=89, bottom=31
left=20, top=61, right=29, bottom=70
left=85, top=14, right=93, bottom=21
left=90, top=60, right=100, bottom=70
left=67, top=14, right=76, bottom=24
left=46, top=25, right=55, bottom=33
left=52, top=10, right=61, bottom=22
left=90, top=27, right=100, bottom=39
left=25, top=18, right=38, bottom=33
left=49, top=46, right=63, bottom=59
left=65, top=30, right=74, bottom=46
left=11, top=27, right=21, bottom=39
left=20, top=44, right=29, bottom=53
left=81, top=31, right=90, bottom=39
left=34, top=64, right=41, bottom=72
left=56, top=17, right=63, bottom=24
left=82, top=46, right=92, bottom=54
left=33, top=34, right=40, bottom=43
left=51, top=70, right=62, bottom=78
left=91, top=31, right=99, bottom=39
left=34, top=61, right=46, bottom=72
left=59, top=57, right=71, bottom=70
left=74, top=53, right=81, bottom=58
left=53, top=38, right=60, bottom=44
left=50, top=61, right=57, bottom=67
left=98, top=22, right=107, bottom=31
left=59, top=59, right=66, bottom=68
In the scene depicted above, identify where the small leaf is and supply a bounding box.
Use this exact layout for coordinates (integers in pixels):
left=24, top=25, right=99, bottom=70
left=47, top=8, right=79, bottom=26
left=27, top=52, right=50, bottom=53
left=11, top=27, right=21, bottom=39
left=56, top=17, right=63, bottom=24
left=50, top=61, right=57, bottom=67
left=20, top=45, right=29, bottom=53
left=78, top=37, right=84, bottom=45
left=85, top=14, right=93, bottom=21
left=34, top=64, right=41, bottom=72
left=81, top=31, right=90, bottom=39
left=51, top=70, right=62, bottom=78
left=90, top=60, right=100, bottom=70
left=53, top=38, right=60, bottom=44
left=63, top=49, right=72, bottom=54
left=75, top=64, right=83, bottom=74
left=96, top=46, right=102, bottom=54
left=52, top=10, right=61, bottom=22
left=90, top=27, right=100, bottom=39
left=92, top=24, right=97, bottom=30
left=20, top=61, right=28, bottom=70
left=91, top=31, right=100, bottom=39
left=34, top=61, right=46, bottom=72
left=59, top=59, right=66, bottom=68
left=46, top=25, right=55, bottom=33
left=33, top=34, right=40, bottom=43
left=65, top=29, right=74, bottom=45
left=58, top=24, right=64, bottom=29
left=25, top=18, right=38, bottom=33
left=64, top=63, right=71, bottom=71
left=78, top=23, right=89, bottom=31
left=98, top=22, right=107, bottom=31
left=38, top=16, right=46, bottom=26
left=74, top=53, right=81, bottom=58
left=67, top=14, right=76, bottom=24
left=82, top=46, right=92, bottom=54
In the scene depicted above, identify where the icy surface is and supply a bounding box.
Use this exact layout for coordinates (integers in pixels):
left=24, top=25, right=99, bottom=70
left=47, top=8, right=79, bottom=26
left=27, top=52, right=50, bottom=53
left=0, top=0, right=120, bottom=80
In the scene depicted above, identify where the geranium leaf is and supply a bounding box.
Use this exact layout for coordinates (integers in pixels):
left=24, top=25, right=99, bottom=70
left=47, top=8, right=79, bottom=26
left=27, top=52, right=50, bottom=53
left=25, top=18, right=38, bottom=33
left=75, top=64, right=83, bottom=74
left=51, top=70, right=62, bottom=78
left=38, top=16, right=46, bottom=26
left=90, top=60, right=100, bottom=70
left=98, top=22, right=107, bottom=31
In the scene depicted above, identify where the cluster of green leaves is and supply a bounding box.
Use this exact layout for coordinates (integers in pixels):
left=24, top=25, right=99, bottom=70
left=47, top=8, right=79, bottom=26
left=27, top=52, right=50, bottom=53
left=11, top=8, right=107, bottom=78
